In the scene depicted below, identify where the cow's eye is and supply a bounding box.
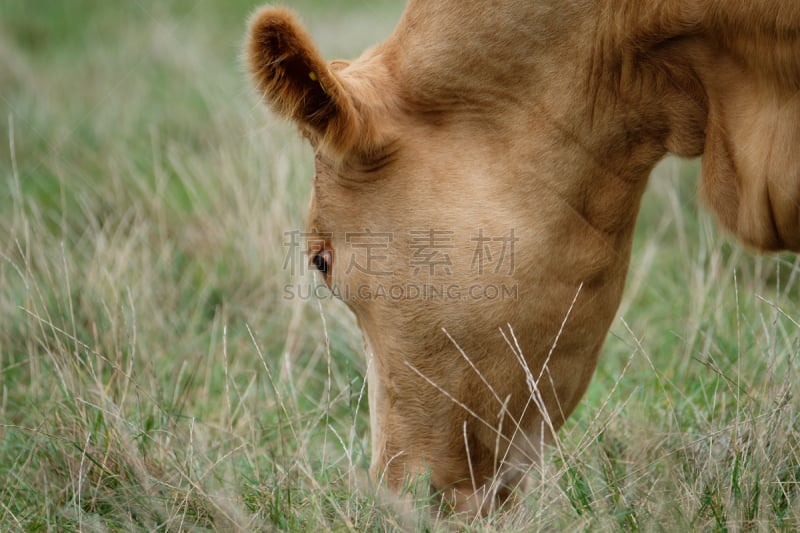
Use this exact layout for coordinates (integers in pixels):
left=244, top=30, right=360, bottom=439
left=311, top=249, right=333, bottom=275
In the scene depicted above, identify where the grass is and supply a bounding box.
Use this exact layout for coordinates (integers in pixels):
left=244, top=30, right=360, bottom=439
left=1, top=2, right=798, bottom=531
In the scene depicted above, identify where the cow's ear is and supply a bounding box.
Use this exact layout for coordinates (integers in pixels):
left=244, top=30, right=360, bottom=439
left=697, top=61, right=800, bottom=252
left=247, top=7, right=361, bottom=155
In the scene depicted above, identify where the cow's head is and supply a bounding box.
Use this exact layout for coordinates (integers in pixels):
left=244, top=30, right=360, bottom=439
left=247, top=2, right=799, bottom=513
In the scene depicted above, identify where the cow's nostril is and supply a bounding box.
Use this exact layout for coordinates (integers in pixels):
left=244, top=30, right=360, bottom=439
left=311, top=249, right=332, bottom=275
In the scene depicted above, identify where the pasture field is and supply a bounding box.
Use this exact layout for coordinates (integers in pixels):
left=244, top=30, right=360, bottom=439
left=1, top=2, right=798, bottom=531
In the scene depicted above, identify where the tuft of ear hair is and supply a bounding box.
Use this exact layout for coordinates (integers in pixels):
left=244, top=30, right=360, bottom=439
left=246, top=7, right=362, bottom=155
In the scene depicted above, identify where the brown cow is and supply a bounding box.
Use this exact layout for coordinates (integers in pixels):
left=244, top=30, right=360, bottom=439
left=246, top=0, right=800, bottom=514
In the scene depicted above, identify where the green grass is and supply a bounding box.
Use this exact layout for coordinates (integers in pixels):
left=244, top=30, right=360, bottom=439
left=1, top=2, right=798, bottom=531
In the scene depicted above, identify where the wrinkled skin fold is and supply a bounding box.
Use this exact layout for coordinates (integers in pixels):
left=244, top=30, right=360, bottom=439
left=246, top=0, right=799, bottom=514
